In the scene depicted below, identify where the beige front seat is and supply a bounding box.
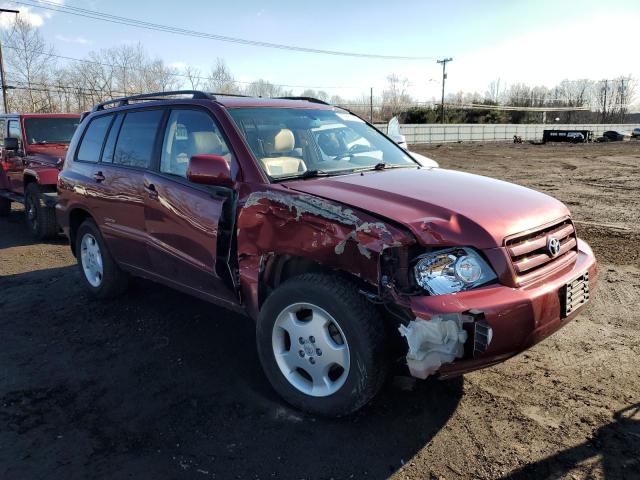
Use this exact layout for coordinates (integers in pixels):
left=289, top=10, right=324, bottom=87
left=260, top=129, right=307, bottom=176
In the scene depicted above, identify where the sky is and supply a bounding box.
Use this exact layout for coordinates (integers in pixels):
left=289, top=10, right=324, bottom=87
left=1, top=0, right=639, bottom=105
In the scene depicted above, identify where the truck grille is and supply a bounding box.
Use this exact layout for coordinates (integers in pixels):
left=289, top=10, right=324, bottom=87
left=506, top=218, right=578, bottom=281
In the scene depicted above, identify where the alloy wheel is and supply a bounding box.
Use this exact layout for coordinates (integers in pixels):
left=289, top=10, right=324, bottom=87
left=272, top=302, right=350, bottom=397
left=80, top=233, right=104, bottom=287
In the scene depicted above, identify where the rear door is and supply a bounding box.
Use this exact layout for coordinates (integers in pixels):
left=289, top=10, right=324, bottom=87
left=95, top=108, right=165, bottom=272
left=142, top=107, right=237, bottom=303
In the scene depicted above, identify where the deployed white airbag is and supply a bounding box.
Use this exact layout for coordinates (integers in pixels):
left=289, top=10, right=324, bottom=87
left=398, top=314, right=468, bottom=379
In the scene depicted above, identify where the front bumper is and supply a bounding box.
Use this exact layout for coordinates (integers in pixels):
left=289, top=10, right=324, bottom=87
left=407, top=238, right=598, bottom=378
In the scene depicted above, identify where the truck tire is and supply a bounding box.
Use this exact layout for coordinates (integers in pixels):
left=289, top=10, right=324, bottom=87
left=75, top=219, right=129, bottom=299
left=256, top=273, right=389, bottom=417
left=0, top=197, right=10, bottom=216
left=24, top=183, right=57, bottom=239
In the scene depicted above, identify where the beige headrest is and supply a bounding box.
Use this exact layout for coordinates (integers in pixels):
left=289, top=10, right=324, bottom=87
left=260, top=156, right=307, bottom=177
left=273, top=129, right=295, bottom=152
left=191, top=131, right=222, bottom=154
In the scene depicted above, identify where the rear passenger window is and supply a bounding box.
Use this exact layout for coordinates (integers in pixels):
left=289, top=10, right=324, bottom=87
left=160, top=109, right=232, bottom=178
left=101, top=114, right=124, bottom=164
left=113, top=110, right=163, bottom=168
left=76, top=115, right=113, bottom=163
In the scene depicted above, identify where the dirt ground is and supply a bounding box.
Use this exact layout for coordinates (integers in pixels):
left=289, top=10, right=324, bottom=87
left=1, top=141, right=638, bottom=479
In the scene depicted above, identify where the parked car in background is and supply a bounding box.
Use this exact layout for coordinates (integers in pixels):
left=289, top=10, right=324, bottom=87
left=387, top=116, right=438, bottom=167
left=602, top=130, right=631, bottom=141
left=542, top=129, right=592, bottom=143
left=57, top=91, right=597, bottom=416
left=0, top=113, right=80, bottom=238
left=632, top=127, right=640, bottom=138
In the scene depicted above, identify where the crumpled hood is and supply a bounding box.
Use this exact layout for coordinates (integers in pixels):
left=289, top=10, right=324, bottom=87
left=286, top=167, right=570, bottom=248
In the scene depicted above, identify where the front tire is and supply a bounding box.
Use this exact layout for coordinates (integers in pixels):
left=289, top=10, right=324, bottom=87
left=24, top=183, right=57, bottom=239
left=257, top=273, right=389, bottom=416
left=76, top=219, right=128, bottom=299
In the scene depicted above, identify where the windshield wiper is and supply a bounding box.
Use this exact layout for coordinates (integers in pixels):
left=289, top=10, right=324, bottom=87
left=273, top=169, right=332, bottom=182
left=352, top=163, right=417, bottom=174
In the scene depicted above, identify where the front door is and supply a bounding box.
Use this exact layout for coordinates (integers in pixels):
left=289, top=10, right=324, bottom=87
left=5, top=119, right=25, bottom=193
left=143, top=107, right=237, bottom=304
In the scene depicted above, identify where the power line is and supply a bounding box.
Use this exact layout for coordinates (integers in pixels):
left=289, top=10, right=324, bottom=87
left=1, top=45, right=365, bottom=91
left=13, top=0, right=437, bottom=61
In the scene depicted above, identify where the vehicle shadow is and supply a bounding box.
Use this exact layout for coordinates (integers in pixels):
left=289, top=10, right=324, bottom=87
left=0, top=266, right=463, bottom=479
left=0, top=206, right=66, bottom=249
left=502, top=403, right=640, bottom=479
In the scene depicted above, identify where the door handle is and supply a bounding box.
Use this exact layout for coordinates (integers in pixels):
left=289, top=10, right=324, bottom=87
left=93, top=171, right=105, bottom=182
left=144, top=182, right=158, bottom=199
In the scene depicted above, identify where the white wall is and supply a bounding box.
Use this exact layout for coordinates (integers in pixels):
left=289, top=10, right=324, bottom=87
left=373, top=123, right=640, bottom=144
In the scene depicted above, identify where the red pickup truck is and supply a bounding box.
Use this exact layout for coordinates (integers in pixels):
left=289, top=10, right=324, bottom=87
left=0, top=113, right=80, bottom=238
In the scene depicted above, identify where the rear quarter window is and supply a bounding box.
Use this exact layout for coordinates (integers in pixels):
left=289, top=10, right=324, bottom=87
left=76, top=115, right=113, bottom=163
left=113, top=110, right=164, bottom=168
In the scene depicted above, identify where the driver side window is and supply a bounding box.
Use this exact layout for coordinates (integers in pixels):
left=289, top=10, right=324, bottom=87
left=160, top=109, right=232, bottom=178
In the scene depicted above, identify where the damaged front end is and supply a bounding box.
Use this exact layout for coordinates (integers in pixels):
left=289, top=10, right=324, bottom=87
left=235, top=187, right=491, bottom=379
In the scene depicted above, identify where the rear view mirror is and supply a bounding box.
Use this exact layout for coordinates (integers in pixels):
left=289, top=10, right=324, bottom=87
left=187, top=154, right=233, bottom=187
left=4, top=137, right=19, bottom=151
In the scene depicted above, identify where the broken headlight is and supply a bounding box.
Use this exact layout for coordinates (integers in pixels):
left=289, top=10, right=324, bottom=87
left=414, top=248, right=497, bottom=295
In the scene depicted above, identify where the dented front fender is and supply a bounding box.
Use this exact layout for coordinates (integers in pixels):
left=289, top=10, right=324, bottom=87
left=236, top=187, right=415, bottom=318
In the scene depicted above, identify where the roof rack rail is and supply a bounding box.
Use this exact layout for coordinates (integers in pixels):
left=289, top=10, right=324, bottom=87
left=275, top=96, right=331, bottom=105
left=208, top=92, right=251, bottom=98
left=92, top=90, right=214, bottom=112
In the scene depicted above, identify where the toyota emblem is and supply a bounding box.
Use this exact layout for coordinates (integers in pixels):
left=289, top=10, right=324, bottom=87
left=547, top=237, right=561, bottom=257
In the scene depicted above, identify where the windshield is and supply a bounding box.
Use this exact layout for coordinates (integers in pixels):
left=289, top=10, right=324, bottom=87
left=23, top=117, right=80, bottom=145
left=228, top=108, right=417, bottom=180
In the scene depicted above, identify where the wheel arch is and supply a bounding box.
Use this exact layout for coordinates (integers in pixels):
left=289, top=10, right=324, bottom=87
left=68, top=207, right=94, bottom=256
left=259, top=254, right=374, bottom=311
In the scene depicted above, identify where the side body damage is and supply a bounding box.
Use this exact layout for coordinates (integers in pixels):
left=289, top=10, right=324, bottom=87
left=235, top=186, right=415, bottom=320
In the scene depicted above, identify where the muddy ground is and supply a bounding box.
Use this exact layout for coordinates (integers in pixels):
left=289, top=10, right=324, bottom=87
left=0, top=141, right=638, bottom=479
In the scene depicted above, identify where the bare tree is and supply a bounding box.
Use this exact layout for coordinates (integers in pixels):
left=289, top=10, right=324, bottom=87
left=485, top=79, right=502, bottom=103
left=3, top=17, right=56, bottom=112
left=206, top=58, right=239, bottom=94
left=184, top=65, right=203, bottom=90
left=382, top=74, right=412, bottom=119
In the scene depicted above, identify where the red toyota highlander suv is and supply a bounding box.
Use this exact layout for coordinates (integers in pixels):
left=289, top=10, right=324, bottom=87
left=57, top=91, right=597, bottom=416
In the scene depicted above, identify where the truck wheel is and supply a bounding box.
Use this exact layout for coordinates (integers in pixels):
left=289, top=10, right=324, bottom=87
left=256, top=273, right=389, bottom=417
left=0, top=198, right=10, bottom=216
left=76, top=219, right=128, bottom=299
left=24, top=183, right=57, bottom=239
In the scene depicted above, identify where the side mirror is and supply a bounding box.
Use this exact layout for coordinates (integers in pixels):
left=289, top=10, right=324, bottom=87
left=187, top=154, right=233, bottom=187
left=390, top=134, right=408, bottom=150
left=4, top=137, right=19, bottom=151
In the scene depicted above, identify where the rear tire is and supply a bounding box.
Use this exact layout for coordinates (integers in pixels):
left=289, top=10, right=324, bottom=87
left=24, top=183, right=57, bottom=239
left=0, top=197, right=10, bottom=216
left=76, top=219, right=128, bottom=299
left=256, top=273, right=389, bottom=417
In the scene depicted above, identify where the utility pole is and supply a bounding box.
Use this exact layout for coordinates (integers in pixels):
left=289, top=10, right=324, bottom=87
left=0, top=8, right=19, bottom=114
left=619, top=77, right=625, bottom=123
left=601, top=79, right=608, bottom=124
left=436, top=57, right=452, bottom=124
left=369, top=87, right=373, bottom=122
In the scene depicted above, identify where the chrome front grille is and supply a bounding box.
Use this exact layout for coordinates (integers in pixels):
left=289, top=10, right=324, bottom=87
left=506, top=218, right=578, bottom=280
